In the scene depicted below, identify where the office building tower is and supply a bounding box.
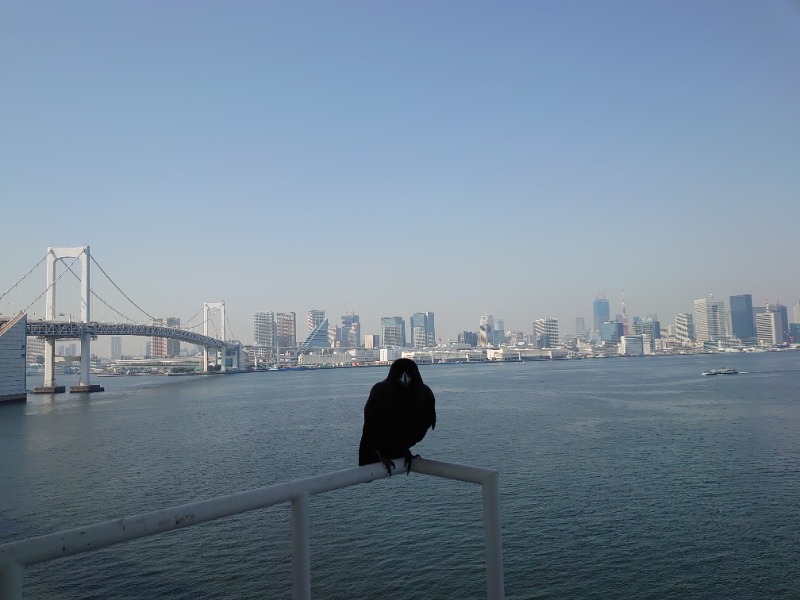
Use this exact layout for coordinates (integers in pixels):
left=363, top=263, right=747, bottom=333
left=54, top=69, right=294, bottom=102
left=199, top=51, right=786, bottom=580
left=479, top=315, right=494, bottom=347
left=493, top=319, right=505, bottom=345
left=26, top=336, right=45, bottom=363
left=729, top=294, right=755, bottom=340
left=299, top=318, right=330, bottom=352
left=276, top=312, right=297, bottom=350
left=340, top=314, right=361, bottom=347
left=458, top=331, right=478, bottom=347
left=111, top=336, right=122, bottom=361
left=307, top=310, right=325, bottom=334
left=152, top=317, right=180, bottom=358
left=793, top=300, right=800, bottom=325
left=693, top=297, right=727, bottom=343
left=410, top=312, right=436, bottom=348
left=756, top=310, right=784, bottom=346
left=381, top=317, right=406, bottom=347
left=675, top=313, right=695, bottom=342
left=620, top=335, right=645, bottom=356
left=771, top=303, right=789, bottom=338
left=534, top=318, right=559, bottom=348
left=364, top=334, right=380, bottom=349
left=575, top=317, right=586, bottom=338
left=600, top=321, right=624, bottom=343
left=593, top=297, right=610, bottom=331
left=254, top=312, right=276, bottom=348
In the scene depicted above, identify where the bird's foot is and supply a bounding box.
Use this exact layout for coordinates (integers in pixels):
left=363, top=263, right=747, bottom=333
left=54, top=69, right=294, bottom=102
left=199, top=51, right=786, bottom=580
left=402, top=450, right=421, bottom=475
left=376, top=452, right=395, bottom=476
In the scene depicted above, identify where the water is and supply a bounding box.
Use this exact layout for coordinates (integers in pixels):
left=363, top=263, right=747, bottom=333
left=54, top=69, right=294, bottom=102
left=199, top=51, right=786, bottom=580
left=2, top=353, right=799, bottom=599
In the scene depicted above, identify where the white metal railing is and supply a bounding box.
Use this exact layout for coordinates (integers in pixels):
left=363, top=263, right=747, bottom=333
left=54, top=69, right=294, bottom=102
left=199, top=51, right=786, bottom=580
left=0, top=458, right=504, bottom=599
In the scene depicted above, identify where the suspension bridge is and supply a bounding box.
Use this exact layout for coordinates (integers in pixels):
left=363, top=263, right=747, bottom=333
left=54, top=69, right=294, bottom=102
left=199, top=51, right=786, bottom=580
left=0, top=246, right=240, bottom=396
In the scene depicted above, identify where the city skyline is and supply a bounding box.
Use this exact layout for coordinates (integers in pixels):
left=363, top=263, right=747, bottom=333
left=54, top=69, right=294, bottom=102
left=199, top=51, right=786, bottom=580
left=2, top=2, right=798, bottom=350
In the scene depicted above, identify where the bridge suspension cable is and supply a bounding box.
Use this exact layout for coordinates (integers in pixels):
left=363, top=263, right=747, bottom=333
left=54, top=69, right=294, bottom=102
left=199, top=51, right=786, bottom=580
left=90, top=256, right=157, bottom=322
left=20, top=255, right=82, bottom=314
left=0, top=253, right=48, bottom=305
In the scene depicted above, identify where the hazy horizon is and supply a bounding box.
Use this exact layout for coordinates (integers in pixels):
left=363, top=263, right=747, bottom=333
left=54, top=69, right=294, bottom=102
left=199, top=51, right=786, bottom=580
left=2, top=1, right=799, bottom=349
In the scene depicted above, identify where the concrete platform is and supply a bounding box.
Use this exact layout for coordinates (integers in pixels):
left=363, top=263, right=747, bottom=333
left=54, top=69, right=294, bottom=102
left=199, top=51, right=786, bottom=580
left=69, top=384, right=105, bottom=393
left=32, top=386, right=66, bottom=394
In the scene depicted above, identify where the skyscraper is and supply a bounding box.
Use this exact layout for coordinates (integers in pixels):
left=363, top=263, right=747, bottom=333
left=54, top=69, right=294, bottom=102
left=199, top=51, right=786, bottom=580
left=410, top=312, right=436, bottom=348
left=729, top=294, right=755, bottom=340
left=299, top=318, right=330, bottom=352
left=254, top=312, right=276, bottom=348
left=381, top=317, right=406, bottom=347
left=276, top=312, right=297, bottom=350
left=674, top=313, right=695, bottom=342
left=479, top=314, right=494, bottom=347
left=575, top=317, right=586, bottom=337
left=756, top=310, right=784, bottom=346
left=340, top=314, right=361, bottom=347
left=593, top=298, right=610, bottom=331
left=110, top=336, right=122, bottom=360
left=307, top=309, right=325, bottom=334
left=151, top=317, right=180, bottom=358
left=694, top=297, right=727, bottom=343
left=533, top=318, right=559, bottom=348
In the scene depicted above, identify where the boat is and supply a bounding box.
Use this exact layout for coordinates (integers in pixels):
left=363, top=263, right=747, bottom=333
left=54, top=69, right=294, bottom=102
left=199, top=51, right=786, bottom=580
left=701, top=368, right=738, bottom=376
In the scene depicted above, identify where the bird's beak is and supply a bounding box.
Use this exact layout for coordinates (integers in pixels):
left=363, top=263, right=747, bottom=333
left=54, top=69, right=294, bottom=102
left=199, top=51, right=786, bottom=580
left=400, top=372, right=411, bottom=387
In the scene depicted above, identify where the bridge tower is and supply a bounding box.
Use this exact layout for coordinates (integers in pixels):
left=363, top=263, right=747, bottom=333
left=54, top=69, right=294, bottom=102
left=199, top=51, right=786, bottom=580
left=40, top=246, right=101, bottom=393
left=203, top=301, right=226, bottom=372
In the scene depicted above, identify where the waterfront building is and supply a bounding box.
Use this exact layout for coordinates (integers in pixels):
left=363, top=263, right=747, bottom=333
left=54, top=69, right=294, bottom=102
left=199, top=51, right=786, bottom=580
left=693, top=297, right=727, bottom=343
left=756, top=310, right=785, bottom=346
left=254, top=311, right=276, bottom=348
left=458, top=331, right=478, bottom=347
left=593, top=298, right=610, bottom=331
left=111, top=336, right=122, bottom=361
left=493, top=319, right=505, bottom=345
left=479, top=315, right=494, bottom=347
left=307, top=310, right=325, bottom=334
left=729, top=294, right=755, bottom=341
left=381, top=316, right=406, bottom=348
left=533, top=318, right=559, bottom=348
left=771, top=303, right=790, bottom=339
left=0, top=313, right=27, bottom=402
left=600, top=320, right=623, bottom=343
left=619, top=335, right=645, bottom=356
left=298, top=318, right=330, bottom=352
left=793, top=300, right=800, bottom=326
left=364, top=334, right=380, bottom=349
left=26, top=336, right=45, bottom=363
left=340, top=314, right=361, bottom=347
left=276, top=312, right=297, bottom=350
left=410, top=312, right=436, bottom=348
left=674, top=313, right=695, bottom=342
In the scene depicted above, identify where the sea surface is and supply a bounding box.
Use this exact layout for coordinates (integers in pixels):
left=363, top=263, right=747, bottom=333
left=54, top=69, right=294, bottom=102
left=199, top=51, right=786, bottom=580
left=2, top=353, right=799, bottom=599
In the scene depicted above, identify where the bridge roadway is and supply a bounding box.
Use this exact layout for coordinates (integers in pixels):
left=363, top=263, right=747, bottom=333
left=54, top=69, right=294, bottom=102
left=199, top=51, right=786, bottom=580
left=20, top=320, right=236, bottom=349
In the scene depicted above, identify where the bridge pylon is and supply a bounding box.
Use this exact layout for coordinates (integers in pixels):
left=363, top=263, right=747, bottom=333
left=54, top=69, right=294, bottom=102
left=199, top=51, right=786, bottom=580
left=35, top=246, right=103, bottom=394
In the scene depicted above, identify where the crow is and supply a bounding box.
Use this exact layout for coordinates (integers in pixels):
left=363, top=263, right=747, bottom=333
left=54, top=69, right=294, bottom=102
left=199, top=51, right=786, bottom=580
left=358, top=358, right=436, bottom=475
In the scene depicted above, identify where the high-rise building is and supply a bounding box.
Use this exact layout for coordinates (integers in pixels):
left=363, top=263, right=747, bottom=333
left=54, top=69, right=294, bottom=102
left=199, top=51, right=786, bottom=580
left=771, top=303, right=790, bottom=338
left=575, top=317, right=586, bottom=337
left=600, top=321, right=623, bottom=343
left=458, top=331, right=478, bottom=346
left=276, top=312, right=297, bottom=350
left=410, top=312, right=436, bottom=348
left=298, top=318, right=330, bottom=352
left=675, top=313, right=695, bottom=342
left=593, top=297, right=610, bottom=331
left=534, top=318, right=559, bottom=348
left=111, top=336, right=122, bottom=360
left=479, top=315, right=494, bottom=347
left=493, top=318, right=505, bottom=345
left=381, top=317, right=406, bottom=347
left=254, top=312, right=276, bottom=348
left=152, top=317, right=180, bottom=358
left=729, top=294, right=755, bottom=340
left=793, top=300, right=800, bottom=325
left=364, top=334, right=380, bottom=349
left=756, top=310, right=784, bottom=346
left=693, top=297, right=727, bottom=343
left=307, top=309, right=325, bottom=333
left=340, top=314, right=361, bottom=347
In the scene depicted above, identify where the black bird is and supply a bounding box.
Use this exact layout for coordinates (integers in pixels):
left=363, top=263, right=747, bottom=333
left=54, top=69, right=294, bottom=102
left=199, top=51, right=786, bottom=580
left=358, top=358, right=436, bottom=475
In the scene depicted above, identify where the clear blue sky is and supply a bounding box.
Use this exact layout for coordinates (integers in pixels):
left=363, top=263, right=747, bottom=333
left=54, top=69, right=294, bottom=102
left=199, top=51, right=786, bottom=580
left=2, top=1, right=799, bottom=346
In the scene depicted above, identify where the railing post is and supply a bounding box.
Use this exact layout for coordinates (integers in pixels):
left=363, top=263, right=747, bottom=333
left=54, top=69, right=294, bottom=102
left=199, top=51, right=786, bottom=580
left=0, top=561, right=24, bottom=600
left=482, top=472, right=505, bottom=600
left=291, top=492, right=311, bottom=600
